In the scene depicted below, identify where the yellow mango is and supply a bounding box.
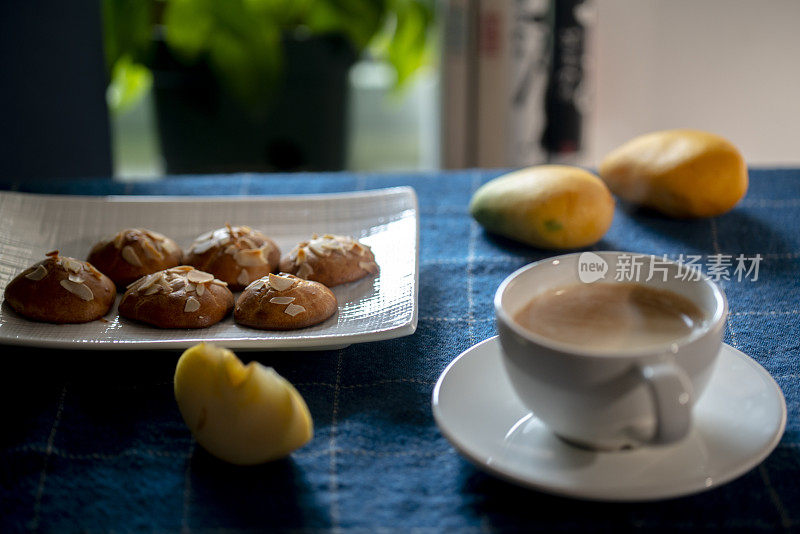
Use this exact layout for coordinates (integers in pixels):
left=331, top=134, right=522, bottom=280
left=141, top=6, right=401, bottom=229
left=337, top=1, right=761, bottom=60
left=469, top=165, right=614, bottom=249
left=599, top=129, right=748, bottom=218
left=174, top=343, right=313, bottom=465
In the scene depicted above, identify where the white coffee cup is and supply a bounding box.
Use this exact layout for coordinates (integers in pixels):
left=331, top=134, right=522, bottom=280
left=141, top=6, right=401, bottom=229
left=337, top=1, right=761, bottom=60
left=494, top=251, right=727, bottom=450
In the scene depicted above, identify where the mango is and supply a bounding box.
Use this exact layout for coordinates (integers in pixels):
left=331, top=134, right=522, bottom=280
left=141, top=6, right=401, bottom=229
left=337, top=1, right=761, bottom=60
left=598, top=129, right=748, bottom=218
left=469, top=165, right=614, bottom=249
left=174, top=343, right=313, bottom=465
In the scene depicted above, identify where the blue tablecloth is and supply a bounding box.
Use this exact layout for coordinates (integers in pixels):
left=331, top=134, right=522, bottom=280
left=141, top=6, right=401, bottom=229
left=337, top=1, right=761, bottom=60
left=1, top=169, right=798, bottom=532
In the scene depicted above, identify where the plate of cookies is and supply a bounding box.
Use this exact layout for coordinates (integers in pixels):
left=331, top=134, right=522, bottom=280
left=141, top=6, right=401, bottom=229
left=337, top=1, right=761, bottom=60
left=0, top=187, right=418, bottom=350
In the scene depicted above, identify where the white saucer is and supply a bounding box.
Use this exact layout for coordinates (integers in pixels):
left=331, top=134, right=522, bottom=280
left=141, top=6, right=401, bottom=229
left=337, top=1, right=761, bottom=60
left=432, top=337, right=786, bottom=501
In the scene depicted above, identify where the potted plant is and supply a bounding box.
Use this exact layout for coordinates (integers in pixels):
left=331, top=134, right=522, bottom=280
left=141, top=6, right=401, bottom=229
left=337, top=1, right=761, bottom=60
left=103, top=0, right=435, bottom=173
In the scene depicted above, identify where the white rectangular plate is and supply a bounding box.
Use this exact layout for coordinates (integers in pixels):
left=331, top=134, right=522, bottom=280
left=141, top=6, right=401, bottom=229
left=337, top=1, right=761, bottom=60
left=0, top=187, right=418, bottom=350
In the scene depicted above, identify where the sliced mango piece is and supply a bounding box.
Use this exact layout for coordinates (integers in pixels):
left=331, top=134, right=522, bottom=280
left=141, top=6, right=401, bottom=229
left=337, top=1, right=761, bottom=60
left=174, top=343, right=313, bottom=465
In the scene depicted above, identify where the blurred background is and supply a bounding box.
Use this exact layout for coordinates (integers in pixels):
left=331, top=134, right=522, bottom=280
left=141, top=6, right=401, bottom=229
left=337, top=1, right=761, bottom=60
left=1, top=0, right=799, bottom=182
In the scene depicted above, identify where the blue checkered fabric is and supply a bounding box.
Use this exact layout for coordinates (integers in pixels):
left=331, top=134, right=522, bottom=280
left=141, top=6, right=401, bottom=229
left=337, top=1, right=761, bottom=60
left=1, top=169, right=798, bottom=532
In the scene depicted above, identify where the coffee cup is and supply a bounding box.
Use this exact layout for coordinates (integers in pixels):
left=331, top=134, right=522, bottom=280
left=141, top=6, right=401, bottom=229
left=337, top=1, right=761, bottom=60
left=494, top=251, right=727, bottom=450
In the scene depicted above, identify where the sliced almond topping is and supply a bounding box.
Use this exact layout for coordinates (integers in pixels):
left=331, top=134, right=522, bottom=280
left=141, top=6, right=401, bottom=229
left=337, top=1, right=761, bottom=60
left=68, top=273, right=84, bottom=283
left=143, top=229, right=168, bottom=246
left=190, top=235, right=217, bottom=255
left=143, top=285, right=161, bottom=296
left=244, top=278, right=263, bottom=292
left=25, top=264, right=48, bottom=281
left=184, top=296, right=201, bottom=313
left=121, top=245, right=143, bottom=267
left=127, top=276, right=147, bottom=292
left=295, top=247, right=307, bottom=265
left=86, top=264, right=104, bottom=279
left=296, top=262, right=314, bottom=279
left=211, top=279, right=228, bottom=287
left=197, top=229, right=214, bottom=240
left=268, top=273, right=294, bottom=291
left=141, top=240, right=163, bottom=261
left=60, top=279, right=94, bottom=301
left=155, top=272, right=169, bottom=284
left=185, top=282, right=196, bottom=293
left=240, top=237, right=257, bottom=249
left=284, top=303, right=306, bottom=316
left=269, top=296, right=295, bottom=305
left=169, top=266, right=193, bottom=273
left=309, top=242, right=328, bottom=256
left=321, top=238, right=341, bottom=250
left=237, top=269, right=250, bottom=286
left=190, top=242, right=213, bottom=255
left=63, top=258, right=83, bottom=273
left=234, top=248, right=266, bottom=267
left=195, top=283, right=205, bottom=296
left=113, top=232, right=126, bottom=249
left=187, top=270, right=214, bottom=284
left=161, top=238, right=179, bottom=255
left=359, top=261, right=379, bottom=274
left=137, top=274, right=157, bottom=291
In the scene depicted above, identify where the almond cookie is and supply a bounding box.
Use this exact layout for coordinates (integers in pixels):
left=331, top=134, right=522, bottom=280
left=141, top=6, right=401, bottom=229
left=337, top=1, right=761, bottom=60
left=4, top=250, right=116, bottom=323
left=88, top=228, right=182, bottom=287
left=119, top=266, right=234, bottom=329
left=184, top=225, right=280, bottom=291
left=234, top=273, right=337, bottom=330
left=279, top=234, right=379, bottom=287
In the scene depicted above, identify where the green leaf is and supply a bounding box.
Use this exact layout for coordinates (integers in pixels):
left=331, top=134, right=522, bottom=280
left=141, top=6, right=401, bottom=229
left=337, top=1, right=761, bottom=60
left=163, top=0, right=215, bottom=61
left=101, top=0, right=153, bottom=70
left=385, top=0, right=433, bottom=87
left=105, top=0, right=436, bottom=111
left=207, top=27, right=282, bottom=110
left=243, top=0, right=312, bottom=25
left=305, top=0, right=386, bottom=50
left=106, top=55, right=153, bottom=114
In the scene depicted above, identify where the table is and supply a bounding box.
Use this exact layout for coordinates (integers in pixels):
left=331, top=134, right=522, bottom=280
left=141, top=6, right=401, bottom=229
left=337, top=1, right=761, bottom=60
left=1, top=169, right=798, bottom=532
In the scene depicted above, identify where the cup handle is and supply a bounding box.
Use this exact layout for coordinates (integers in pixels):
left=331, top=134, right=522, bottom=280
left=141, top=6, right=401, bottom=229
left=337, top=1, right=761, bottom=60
left=638, top=361, right=694, bottom=445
